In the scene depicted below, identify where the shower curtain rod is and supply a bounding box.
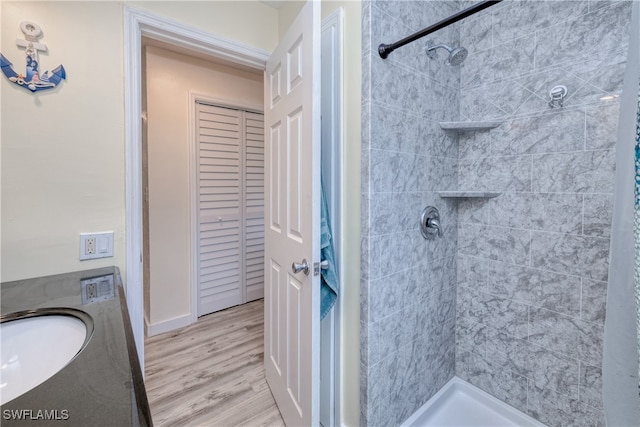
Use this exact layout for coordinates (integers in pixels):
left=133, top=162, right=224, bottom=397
left=378, top=0, right=503, bottom=59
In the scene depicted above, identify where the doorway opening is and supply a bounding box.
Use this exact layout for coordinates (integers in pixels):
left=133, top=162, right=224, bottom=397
left=125, top=6, right=343, bottom=426
left=142, top=38, right=266, bottom=333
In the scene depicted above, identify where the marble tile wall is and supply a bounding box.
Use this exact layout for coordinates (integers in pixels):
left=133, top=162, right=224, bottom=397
left=361, top=1, right=462, bottom=425
left=456, top=1, right=632, bottom=426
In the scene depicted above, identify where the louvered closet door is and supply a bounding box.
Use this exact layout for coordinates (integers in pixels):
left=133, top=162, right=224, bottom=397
left=197, top=104, right=243, bottom=315
left=244, top=112, right=265, bottom=302
left=197, top=103, right=265, bottom=316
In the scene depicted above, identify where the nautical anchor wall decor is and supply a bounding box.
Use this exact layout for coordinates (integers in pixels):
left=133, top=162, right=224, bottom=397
left=0, top=21, right=66, bottom=93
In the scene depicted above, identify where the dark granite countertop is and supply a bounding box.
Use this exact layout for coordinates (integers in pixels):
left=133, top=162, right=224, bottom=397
left=1, top=267, right=152, bottom=426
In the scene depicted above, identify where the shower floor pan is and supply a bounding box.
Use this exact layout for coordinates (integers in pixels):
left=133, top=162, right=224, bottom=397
left=401, top=377, right=546, bottom=427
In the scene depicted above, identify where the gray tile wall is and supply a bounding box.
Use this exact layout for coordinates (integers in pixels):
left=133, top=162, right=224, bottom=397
left=361, top=1, right=462, bottom=425
left=362, top=1, right=631, bottom=426
left=456, top=1, right=631, bottom=426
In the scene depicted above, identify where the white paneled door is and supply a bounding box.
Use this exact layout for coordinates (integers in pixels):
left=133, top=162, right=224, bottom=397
left=263, top=1, right=321, bottom=426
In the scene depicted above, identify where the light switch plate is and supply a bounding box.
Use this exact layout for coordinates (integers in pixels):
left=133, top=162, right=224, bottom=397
left=80, top=231, right=114, bottom=260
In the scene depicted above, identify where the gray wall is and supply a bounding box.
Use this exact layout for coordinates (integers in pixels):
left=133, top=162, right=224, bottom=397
left=455, top=1, right=632, bottom=426
left=361, top=0, right=633, bottom=426
left=360, top=1, right=463, bottom=425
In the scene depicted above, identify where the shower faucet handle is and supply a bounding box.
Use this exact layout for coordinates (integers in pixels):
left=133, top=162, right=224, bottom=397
left=427, top=218, right=443, bottom=238
left=420, top=206, right=443, bottom=240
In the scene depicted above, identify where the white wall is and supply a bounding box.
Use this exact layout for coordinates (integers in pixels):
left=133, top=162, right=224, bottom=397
left=131, top=1, right=278, bottom=53
left=145, top=44, right=263, bottom=327
left=1, top=1, right=126, bottom=282
left=0, top=1, right=277, bottom=283
left=278, top=0, right=306, bottom=39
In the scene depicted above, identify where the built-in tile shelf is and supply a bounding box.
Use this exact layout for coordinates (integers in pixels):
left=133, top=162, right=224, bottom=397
left=439, top=121, right=502, bottom=132
left=438, top=191, right=501, bottom=199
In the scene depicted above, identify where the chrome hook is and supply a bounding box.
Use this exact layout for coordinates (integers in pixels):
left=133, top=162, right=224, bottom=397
left=549, top=85, right=568, bottom=108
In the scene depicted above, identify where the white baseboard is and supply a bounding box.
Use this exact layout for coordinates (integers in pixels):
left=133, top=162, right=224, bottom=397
left=144, top=314, right=150, bottom=337
left=145, top=313, right=193, bottom=337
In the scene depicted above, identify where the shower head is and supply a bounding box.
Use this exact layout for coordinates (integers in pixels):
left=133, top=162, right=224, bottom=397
left=448, top=46, right=468, bottom=66
left=425, top=40, right=468, bottom=66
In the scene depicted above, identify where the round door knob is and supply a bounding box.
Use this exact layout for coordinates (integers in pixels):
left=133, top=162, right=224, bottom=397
left=292, top=259, right=310, bottom=276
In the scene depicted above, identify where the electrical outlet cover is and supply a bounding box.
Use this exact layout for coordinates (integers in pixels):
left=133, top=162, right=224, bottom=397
left=85, top=238, right=96, bottom=255
left=81, top=275, right=115, bottom=304
left=80, top=232, right=114, bottom=260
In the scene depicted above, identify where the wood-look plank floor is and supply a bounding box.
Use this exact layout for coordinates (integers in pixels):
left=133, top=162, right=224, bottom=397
left=144, top=300, right=285, bottom=427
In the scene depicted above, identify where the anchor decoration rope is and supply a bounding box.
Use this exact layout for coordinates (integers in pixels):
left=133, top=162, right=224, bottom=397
left=0, top=21, right=66, bottom=93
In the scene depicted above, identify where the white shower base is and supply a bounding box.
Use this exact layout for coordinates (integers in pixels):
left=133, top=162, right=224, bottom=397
left=401, top=377, right=546, bottom=427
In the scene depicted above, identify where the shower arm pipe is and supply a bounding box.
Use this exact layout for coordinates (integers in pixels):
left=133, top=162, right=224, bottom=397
left=378, top=0, right=503, bottom=59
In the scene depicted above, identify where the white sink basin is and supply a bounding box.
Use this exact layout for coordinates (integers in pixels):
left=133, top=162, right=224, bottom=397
left=1, top=311, right=91, bottom=405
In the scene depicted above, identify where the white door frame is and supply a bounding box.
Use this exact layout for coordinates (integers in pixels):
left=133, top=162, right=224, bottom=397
left=320, top=9, right=344, bottom=427
left=123, top=6, right=269, bottom=370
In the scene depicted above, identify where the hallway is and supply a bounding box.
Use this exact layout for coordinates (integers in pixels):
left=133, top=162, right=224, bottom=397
left=145, top=299, right=284, bottom=426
